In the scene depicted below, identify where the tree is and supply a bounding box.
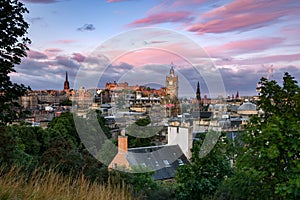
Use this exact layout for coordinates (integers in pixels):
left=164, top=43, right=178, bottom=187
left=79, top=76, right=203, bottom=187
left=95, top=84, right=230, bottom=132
left=0, top=0, right=31, bottom=125
left=61, top=98, right=72, bottom=106
left=218, top=73, right=300, bottom=199
left=127, top=117, right=156, bottom=148
left=0, top=125, right=39, bottom=169
left=47, top=112, right=81, bottom=147
left=175, top=132, right=233, bottom=200
left=108, top=166, right=172, bottom=200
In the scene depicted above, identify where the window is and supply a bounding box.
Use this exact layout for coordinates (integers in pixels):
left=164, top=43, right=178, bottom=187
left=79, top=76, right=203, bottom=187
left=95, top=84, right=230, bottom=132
left=163, top=160, right=171, bottom=167
left=178, top=159, right=184, bottom=166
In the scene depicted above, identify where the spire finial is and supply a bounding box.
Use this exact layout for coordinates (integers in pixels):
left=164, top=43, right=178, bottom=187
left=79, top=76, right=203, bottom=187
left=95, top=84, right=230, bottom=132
left=170, top=62, right=175, bottom=76
left=65, top=71, right=68, bottom=82
left=196, top=81, right=201, bottom=101
left=64, top=71, right=70, bottom=90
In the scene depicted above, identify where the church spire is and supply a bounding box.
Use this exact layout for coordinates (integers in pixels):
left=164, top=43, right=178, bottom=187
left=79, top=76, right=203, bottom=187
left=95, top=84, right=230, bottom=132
left=235, top=90, right=239, bottom=99
left=65, top=71, right=68, bottom=82
left=196, top=81, right=202, bottom=111
left=64, top=71, right=70, bottom=90
left=196, top=81, right=201, bottom=101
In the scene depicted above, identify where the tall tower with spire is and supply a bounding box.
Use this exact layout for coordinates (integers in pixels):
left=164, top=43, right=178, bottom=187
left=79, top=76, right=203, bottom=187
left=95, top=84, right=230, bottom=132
left=166, top=62, right=178, bottom=98
left=164, top=62, right=180, bottom=117
left=235, top=91, right=239, bottom=100
left=196, top=81, right=202, bottom=111
left=196, top=81, right=201, bottom=102
left=64, top=71, right=70, bottom=90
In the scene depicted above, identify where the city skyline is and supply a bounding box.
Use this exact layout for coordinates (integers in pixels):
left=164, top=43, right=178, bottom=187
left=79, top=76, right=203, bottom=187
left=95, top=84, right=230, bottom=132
left=10, top=0, right=300, bottom=97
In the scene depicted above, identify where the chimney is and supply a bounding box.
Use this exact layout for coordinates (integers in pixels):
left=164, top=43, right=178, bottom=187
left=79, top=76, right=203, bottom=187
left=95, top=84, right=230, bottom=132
left=118, top=135, right=128, bottom=153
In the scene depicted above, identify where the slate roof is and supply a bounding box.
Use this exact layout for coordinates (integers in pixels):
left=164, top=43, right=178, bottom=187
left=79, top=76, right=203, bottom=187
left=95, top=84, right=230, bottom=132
left=126, top=145, right=189, bottom=180
left=191, top=111, right=213, bottom=119
left=230, top=118, right=243, bottom=128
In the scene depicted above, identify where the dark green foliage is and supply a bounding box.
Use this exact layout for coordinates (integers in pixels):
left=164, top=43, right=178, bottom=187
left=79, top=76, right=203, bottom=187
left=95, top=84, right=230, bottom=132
left=127, top=117, right=155, bottom=148
left=61, top=98, right=72, bottom=106
left=135, top=117, right=151, bottom=126
left=127, top=134, right=155, bottom=148
left=0, top=112, right=112, bottom=184
left=0, top=0, right=31, bottom=125
left=218, top=73, right=300, bottom=199
left=95, top=110, right=112, bottom=138
left=47, top=112, right=81, bottom=147
left=40, top=112, right=110, bottom=182
left=0, top=126, right=34, bottom=167
left=109, top=168, right=174, bottom=200
left=175, top=132, right=233, bottom=200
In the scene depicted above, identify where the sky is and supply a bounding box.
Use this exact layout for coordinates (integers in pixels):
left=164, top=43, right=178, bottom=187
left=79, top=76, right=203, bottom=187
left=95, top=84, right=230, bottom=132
left=11, top=0, right=300, bottom=97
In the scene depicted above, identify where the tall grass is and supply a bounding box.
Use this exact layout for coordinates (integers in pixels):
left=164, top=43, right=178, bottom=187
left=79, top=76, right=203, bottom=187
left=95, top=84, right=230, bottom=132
left=0, top=166, right=137, bottom=200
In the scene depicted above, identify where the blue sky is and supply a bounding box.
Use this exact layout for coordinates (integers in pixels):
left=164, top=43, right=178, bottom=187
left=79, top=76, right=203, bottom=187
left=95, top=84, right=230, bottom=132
left=11, top=0, right=300, bottom=97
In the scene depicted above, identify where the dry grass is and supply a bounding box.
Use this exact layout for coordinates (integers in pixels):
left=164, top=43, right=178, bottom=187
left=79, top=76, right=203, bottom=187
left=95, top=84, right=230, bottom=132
left=0, top=166, right=137, bottom=200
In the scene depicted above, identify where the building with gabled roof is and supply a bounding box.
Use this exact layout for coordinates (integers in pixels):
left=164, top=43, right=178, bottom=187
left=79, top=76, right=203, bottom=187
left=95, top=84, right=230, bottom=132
left=109, top=135, right=189, bottom=180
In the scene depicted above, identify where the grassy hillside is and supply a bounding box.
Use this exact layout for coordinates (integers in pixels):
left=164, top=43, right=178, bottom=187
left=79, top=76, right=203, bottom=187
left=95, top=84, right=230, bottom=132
left=0, top=166, right=137, bottom=200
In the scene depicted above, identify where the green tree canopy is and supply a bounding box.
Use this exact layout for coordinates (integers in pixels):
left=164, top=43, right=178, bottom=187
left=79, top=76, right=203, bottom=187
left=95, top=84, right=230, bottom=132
left=219, top=72, right=300, bottom=199
left=127, top=117, right=156, bottom=148
left=0, top=0, right=31, bottom=125
left=175, top=132, right=233, bottom=200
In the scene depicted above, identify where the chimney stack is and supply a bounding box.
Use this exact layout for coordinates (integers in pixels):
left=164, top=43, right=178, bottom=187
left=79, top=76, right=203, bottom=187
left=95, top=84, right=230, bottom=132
left=118, top=135, right=128, bottom=153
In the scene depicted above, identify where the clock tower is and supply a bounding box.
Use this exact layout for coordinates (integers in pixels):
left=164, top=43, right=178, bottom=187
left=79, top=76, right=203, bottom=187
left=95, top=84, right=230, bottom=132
left=164, top=62, right=180, bottom=117
left=166, top=63, right=178, bottom=98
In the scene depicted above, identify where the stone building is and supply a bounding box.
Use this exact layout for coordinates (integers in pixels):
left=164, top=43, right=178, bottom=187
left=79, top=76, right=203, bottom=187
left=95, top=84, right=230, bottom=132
left=163, top=63, right=181, bottom=117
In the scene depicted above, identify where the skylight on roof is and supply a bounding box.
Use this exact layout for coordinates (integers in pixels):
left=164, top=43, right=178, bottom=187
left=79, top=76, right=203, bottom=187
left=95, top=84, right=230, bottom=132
left=163, top=160, right=171, bottom=167
left=178, top=159, right=184, bottom=166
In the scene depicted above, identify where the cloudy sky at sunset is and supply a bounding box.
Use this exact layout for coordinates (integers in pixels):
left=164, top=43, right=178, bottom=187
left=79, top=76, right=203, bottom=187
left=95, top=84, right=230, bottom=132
left=12, top=0, right=300, bottom=97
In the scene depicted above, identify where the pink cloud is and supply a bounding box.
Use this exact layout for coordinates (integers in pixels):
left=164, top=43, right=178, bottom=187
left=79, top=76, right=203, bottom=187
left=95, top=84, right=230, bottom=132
left=128, top=11, right=194, bottom=27
left=206, top=37, right=285, bottom=57
left=44, top=48, right=62, bottom=53
left=110, top=41, right=210, bottom=68
left=72, top=53, right=86, bottom=63
left=112, top=49, right=188, bottom=67
left=44, top=48, right=63, bottom=58
left=188, top=0, right=299, bottom=34
left=55, top=40, right=77, bottom=44
left=27, top=50, right=48, bottom=59
left=188, top=11, right=287, bottom=34
left=171, top=0, right=208, bottom=7
left=147, top=0, right=208, bottom=15
left=203, top=0, right=278, bottom=19
left=281, top=26, right=300, bottom=39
